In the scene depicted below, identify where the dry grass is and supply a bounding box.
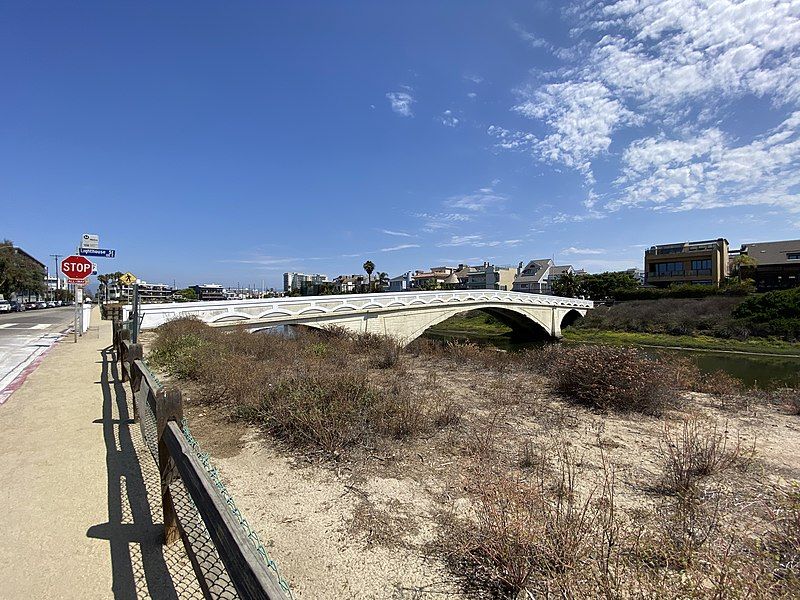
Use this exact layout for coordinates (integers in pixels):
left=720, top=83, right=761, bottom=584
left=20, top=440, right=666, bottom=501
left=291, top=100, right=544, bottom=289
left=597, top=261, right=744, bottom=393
left=661, top=417, right=753, bottom=495
left=147, top=318, right=800, bottom=599
left=447, top=446, right=616, bottom=597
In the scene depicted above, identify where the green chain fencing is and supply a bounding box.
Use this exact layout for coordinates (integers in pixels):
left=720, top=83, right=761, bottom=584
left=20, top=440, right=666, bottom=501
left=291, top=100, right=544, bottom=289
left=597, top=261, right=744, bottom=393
left=179, top=419, right=296, bottom=599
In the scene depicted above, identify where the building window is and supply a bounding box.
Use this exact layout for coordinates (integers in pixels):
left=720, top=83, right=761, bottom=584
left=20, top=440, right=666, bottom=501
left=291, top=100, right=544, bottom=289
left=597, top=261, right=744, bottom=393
left=788, top=253, right=800, bottom=260
left=655, top=262, right=685, bottom=275
left=691, top=259, right=711, bottom=270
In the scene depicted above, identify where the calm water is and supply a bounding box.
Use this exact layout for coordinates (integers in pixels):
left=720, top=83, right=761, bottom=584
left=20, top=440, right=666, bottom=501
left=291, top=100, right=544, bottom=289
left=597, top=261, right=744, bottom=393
left=422, top=330, right=800, bottom=389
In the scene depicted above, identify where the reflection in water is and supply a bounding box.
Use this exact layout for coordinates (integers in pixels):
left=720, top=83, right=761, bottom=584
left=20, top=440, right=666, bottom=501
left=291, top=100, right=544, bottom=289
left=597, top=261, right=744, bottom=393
left=422, top=330, right=800, bottom=389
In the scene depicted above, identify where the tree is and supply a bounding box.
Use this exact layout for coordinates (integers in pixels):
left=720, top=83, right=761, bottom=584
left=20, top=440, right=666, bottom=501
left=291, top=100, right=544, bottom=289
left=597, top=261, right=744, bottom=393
left=377, top=272, right=389, bottom=291
left=0, top=240, right=45, bottom=299
left=551, top=271, right=581, bottom=298
left=732, top=254, right=758, bottom=282
left=363, top=260, right=375, bottom=291
left=578, top=271, right=639, bottom=300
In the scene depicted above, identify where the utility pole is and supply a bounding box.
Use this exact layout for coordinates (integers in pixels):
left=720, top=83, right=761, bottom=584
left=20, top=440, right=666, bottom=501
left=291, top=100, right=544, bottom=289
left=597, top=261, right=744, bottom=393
left=50, top=254, right=62, bottom=300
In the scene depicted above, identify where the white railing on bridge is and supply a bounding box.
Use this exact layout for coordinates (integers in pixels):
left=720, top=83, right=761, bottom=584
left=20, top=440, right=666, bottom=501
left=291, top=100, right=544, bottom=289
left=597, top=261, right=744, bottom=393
left=125, top=290, right=593, bottom=330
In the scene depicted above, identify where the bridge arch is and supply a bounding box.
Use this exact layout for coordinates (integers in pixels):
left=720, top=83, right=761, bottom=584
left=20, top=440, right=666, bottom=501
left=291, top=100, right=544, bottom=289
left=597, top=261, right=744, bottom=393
left=559, top=308, right=584, bottom=331
left=406, top=305, right=552, bottom=344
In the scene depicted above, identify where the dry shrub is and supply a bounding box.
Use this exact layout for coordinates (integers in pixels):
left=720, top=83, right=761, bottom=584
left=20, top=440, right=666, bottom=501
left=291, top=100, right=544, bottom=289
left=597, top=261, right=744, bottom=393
left=260, top=370, right=381, bottom=454
left=149, top=317, right=219, bottom=378
left=405, top=336, right=443, bottom=357
left=371, top=338, right=404, bottom=369
left=430, top=397, right=464, bottom=428
left=657, top=489, right=722, bottom=568
left=544, top=344, right=675, bottom=414
left=661, top=418, right=752, bottom=496
left=668, top=355, right=745, bottom=405
left=197, top=352, right=270, bottom=407
left=450, top=446, right=616, bottom=597
left=773, top=388, right=800, bottom=415
left=767, top=485, right=800, bottom=582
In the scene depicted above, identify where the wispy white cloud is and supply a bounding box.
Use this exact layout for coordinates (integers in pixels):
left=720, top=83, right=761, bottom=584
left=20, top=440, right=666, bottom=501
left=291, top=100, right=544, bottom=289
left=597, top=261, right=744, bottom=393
left=386, top=91, right=415, bottom=117
left=463, top=74, right=483, bottom=84
left=437, top=235, right=521, bottom=248
left=379, top=229, right=413, bottom=237
left=609, top=111, right=800, bottom=212
left=561, top=246, right=605, bottom=255
left=446, top=186, right=507, bottom=211
left=439, top=110, right=459, bottom=127
left=492, top=0, right=800, bottom=214
left=380, top=243, right=420, bottom=252
left=512, top=80, right=642, bottom=183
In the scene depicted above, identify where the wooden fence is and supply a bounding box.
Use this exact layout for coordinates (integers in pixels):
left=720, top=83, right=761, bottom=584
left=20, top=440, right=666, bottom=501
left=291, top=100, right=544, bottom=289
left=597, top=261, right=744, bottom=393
left=113, top=324, right=292, bottom=600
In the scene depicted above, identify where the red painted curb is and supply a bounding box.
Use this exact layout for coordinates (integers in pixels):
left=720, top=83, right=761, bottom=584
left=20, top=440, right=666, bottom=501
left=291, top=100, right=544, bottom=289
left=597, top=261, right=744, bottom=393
left=0, top=327, right=70, bottom=405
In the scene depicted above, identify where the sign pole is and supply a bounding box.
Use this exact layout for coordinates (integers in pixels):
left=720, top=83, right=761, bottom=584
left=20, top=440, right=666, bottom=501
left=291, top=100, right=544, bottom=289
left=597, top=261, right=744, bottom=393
left=74, top=290, right=79, bottom=343
left=131, top=282, right=139, bottom=343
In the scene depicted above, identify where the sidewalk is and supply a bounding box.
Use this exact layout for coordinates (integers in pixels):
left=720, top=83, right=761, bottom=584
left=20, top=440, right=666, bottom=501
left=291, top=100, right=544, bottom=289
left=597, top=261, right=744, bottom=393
left=0, top=310, right=201, bottom=599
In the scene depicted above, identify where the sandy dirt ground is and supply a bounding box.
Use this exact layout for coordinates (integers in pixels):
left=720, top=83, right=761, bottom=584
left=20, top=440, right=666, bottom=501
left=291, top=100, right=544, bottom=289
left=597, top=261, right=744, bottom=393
left=177, top=350, right=800, bottom=600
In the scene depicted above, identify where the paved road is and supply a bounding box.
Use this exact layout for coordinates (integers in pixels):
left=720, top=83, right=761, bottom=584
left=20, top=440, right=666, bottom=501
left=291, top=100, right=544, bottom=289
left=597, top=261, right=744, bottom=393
left=0, top=307, right=74, bottom=403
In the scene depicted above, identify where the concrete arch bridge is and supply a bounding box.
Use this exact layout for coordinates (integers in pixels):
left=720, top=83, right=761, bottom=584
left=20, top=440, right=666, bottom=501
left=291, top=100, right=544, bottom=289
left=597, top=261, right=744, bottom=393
left=127, top=290, right=593, bottom=344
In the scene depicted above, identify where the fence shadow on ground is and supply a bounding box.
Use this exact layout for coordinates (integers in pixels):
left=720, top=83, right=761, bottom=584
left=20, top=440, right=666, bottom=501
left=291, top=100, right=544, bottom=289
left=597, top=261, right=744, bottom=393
left=85, top=348, right=181, bottom=599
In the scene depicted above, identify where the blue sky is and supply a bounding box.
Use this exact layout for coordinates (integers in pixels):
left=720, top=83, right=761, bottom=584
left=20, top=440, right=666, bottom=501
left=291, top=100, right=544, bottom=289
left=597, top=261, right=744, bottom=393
left=3, top=1, right=800, bottom=288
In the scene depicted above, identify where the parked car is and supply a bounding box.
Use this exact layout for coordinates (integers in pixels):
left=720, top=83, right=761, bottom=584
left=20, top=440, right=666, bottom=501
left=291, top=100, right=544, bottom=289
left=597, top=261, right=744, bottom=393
left=0, top=300, right=11, bottom=313
left=10, top=300, right=25, bottom=312
left=46, top=301, right=57, bottom=308
left=36, top=301, right=47, bottom=309
left=25, top=302, right=38, bottom=310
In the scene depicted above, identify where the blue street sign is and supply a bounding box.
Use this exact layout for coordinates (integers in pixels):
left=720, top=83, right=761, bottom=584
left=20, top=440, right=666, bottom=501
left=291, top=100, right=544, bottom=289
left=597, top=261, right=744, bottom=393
left=79, top=248, right=116, bottom=258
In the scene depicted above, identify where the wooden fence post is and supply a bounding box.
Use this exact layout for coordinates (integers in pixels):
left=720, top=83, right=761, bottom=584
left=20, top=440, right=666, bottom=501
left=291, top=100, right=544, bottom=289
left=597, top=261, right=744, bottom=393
left=118, top=329, right=131, bottom=376
left=156, top=387, right=184, bottom=545
left=127, top=344, right=143, bottom=422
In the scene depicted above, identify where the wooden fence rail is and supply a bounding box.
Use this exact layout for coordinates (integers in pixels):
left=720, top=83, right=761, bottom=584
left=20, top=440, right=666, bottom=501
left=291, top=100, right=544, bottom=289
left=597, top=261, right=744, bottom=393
left=112, top=322, right=291, bottom=600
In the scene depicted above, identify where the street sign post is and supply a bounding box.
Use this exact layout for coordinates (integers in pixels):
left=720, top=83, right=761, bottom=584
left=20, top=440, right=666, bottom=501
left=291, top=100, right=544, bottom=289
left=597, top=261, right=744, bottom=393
left=79, top=248, right=115, bottom=258
left=61, top=255, right=93, bottom=342
left=60, top=255, right=93, bottom=282
left=80, top=234, right=99, bottom=249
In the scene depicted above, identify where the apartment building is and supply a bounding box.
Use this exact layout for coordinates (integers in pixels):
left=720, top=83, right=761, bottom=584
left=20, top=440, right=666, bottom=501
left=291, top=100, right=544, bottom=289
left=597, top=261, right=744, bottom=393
left=191, top=284, right=226, bottom=301
left=283, top=272, right=329, bottom=295
left=644, top=239, right=729, bottom=287
left=465, top=262, right=517, bottom=291
left=100, top=280, right=174, bottom=304
left=737, top=239, right=800, bottom=291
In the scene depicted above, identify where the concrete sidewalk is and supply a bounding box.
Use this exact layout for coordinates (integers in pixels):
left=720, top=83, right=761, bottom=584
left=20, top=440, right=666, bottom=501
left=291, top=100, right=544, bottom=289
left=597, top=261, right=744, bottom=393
left=0, top=311, right=201, bottom=599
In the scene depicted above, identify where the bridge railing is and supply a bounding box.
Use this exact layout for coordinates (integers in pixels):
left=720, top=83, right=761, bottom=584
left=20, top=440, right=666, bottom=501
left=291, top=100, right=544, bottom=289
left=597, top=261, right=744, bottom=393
left=113, top=323, right=293, bottom=600
left=124, top=289, right=594, bottom=330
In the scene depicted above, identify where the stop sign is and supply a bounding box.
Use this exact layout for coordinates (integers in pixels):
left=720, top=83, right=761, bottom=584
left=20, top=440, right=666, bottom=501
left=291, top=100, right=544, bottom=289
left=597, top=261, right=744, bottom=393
left=61, top=255, right=93, bottom=282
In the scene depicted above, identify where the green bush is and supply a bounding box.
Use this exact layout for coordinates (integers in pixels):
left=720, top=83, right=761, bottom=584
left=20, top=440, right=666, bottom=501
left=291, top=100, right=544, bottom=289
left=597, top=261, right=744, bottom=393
left=148, top=317, right=216, bottom=378
left=732, top=288, right=800, bottom=341
left=733, top=287, right=800, bottom=321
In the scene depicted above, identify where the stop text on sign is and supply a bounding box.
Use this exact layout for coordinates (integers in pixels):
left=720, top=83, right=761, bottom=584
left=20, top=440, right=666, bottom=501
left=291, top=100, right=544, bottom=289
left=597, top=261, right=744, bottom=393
left=61, top=255, right=93, bottom=281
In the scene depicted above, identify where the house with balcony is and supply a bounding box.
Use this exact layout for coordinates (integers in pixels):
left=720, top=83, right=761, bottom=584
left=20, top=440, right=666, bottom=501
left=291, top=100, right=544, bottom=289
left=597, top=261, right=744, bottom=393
left=465, top=262, right=517, bottom=291
left=191, top=284, right=226, bottom=301
left=644, top=239, right=729, bottom=287
left=737, top=239, right=800, bottom=291
left=512, top=259, right=574, bottom=294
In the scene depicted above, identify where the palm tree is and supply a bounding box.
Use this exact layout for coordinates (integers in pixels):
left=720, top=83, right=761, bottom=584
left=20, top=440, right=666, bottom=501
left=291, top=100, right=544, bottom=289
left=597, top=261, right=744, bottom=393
left=377, top=272, right=389, bottom=291
left=363, top=260, right=375, bottom=292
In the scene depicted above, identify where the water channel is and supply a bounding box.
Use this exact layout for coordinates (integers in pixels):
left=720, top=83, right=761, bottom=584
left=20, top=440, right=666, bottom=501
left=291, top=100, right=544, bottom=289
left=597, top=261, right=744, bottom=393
left=422, top=330, right=800, bottom=389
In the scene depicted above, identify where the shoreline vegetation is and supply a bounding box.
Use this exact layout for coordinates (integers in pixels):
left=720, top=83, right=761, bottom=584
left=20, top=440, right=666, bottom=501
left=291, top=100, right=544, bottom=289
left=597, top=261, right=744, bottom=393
left=426, top=293, right=800, bottom=356
left=562, top=328, right=800, bottom=356
left=143, top=317, right=800, bottom=599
